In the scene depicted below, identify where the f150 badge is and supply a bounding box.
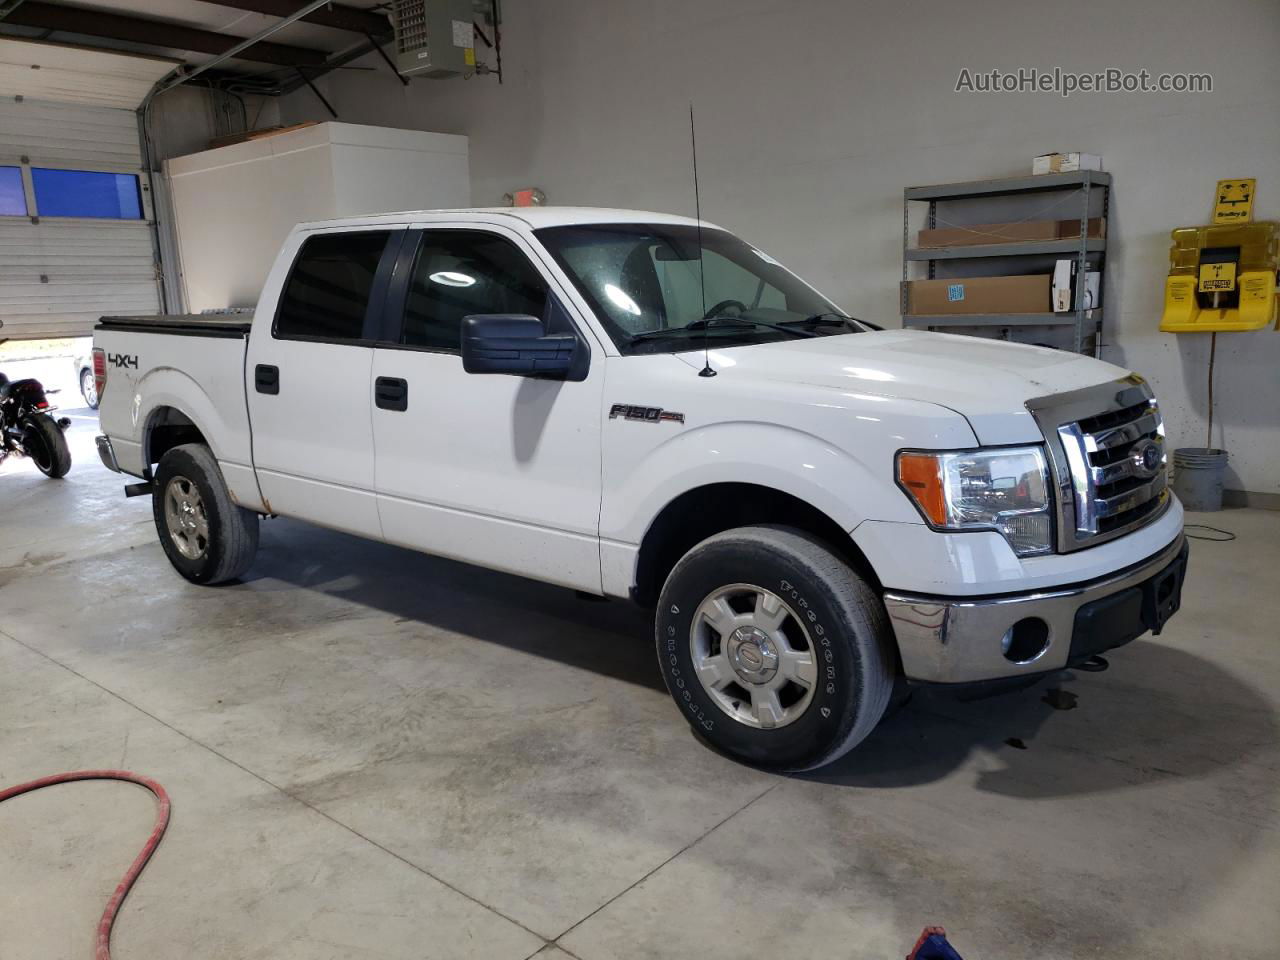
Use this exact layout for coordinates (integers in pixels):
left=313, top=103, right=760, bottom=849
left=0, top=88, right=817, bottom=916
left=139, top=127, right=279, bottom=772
left=609, top=403, right=684, bottom=424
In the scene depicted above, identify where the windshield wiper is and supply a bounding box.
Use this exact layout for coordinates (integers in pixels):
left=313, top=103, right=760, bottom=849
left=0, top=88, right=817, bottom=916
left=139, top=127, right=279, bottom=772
left=781, top=312, right=871, bottom=333
left=629, top=316, right=816, bottom=343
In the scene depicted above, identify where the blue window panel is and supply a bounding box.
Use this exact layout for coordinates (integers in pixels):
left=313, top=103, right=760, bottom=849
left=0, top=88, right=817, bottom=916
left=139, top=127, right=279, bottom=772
left=0, top=166, right=25, bottom=216
left=31, top=168, right=143, bottom=219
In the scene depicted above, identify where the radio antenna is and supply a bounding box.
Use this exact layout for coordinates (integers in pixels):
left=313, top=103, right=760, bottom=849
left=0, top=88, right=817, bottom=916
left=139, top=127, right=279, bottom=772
left=690, top=103, right=715, bottom=378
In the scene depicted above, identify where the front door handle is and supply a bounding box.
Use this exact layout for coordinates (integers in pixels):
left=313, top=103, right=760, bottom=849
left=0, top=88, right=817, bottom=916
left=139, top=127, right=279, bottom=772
left=255, top=364, right=279, bottom=395
left=375, top=376, right=408, bottom=412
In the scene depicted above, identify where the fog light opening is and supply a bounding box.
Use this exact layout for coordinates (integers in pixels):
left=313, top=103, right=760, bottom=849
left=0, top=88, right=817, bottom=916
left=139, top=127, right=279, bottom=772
left=1002, top=618, right=1050, bottom=664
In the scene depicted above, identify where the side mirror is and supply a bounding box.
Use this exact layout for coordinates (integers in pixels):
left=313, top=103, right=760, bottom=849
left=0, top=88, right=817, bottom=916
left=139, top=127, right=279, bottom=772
left=461, top=314, right=577, bottom=379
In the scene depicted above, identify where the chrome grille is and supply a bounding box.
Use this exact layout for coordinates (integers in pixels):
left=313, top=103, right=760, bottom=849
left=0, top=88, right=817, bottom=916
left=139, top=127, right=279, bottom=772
left=1027, top=375, right=1170, bottom=552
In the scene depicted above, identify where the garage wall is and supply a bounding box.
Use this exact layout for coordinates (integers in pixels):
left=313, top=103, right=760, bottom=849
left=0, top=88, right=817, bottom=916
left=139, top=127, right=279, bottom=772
left=278, top=0, right=1280, bottom=499
left=148, top=85, right=281, bottom=163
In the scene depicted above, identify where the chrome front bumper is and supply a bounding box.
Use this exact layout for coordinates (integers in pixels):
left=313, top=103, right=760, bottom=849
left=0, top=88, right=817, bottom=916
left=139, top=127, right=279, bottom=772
left=95, top=434, right=121, bottom=473
left=883, top=533, right=1187, bottom=683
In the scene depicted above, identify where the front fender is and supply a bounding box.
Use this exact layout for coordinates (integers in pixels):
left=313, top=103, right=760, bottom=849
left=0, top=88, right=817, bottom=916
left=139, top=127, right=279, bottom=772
left=602, top=418, right=954, bottom=546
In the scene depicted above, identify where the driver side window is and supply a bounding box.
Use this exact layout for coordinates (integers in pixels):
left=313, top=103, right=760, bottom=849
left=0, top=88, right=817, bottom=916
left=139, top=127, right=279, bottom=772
left=401, top=230, right=549, bottom=352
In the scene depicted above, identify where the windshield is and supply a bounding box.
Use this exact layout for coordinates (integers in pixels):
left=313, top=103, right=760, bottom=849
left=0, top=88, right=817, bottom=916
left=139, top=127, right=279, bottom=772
left=535, top=223, right=866, bottom=355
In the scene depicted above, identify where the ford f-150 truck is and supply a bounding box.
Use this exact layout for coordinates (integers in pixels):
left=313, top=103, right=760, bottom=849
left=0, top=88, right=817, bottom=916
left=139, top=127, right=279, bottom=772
left=93, top=207, right=1187, bottom=771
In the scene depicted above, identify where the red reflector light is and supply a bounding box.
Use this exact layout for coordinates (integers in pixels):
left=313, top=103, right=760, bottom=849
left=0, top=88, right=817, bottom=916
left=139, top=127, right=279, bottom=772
left=92, top=347, right=107, bottom=398
left=37, top=400, right=49, bottom=408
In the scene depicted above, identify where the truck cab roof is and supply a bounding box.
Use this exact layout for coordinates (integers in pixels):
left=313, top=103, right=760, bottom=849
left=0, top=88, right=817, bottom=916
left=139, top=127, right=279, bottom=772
left=294, top=206, right=720, bottom=233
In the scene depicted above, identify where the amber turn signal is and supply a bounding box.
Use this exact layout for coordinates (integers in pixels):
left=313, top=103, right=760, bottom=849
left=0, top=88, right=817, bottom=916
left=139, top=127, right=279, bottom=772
left=896, top=452, right=948, bottom=526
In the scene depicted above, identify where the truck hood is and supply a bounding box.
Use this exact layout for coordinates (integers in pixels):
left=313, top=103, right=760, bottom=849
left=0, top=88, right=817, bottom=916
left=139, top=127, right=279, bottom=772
left=677, top=329, right=1129, bottom=444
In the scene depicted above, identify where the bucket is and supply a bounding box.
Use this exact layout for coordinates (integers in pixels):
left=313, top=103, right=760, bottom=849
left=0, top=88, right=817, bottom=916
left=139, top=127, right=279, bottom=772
left=1172, top=447, right=1228, bottom=512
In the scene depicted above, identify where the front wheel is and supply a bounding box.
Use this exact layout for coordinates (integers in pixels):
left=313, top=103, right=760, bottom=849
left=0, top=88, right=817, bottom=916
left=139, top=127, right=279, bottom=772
left=21, top=414, right=71, bottom=478
left=655, top=525, right=895, bottom=772
left=152, top=443, right=259, bottom=584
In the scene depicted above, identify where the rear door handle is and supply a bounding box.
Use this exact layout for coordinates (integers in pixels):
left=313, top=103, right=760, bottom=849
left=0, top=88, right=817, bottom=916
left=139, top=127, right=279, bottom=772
left=375, top=376, right=408, bottom=412
left=255, top=364, right=279, bottom=395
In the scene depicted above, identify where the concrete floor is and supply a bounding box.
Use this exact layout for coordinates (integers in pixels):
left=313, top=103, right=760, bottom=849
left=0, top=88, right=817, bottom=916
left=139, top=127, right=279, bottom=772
left=2, top=413, right=1278, bottom=959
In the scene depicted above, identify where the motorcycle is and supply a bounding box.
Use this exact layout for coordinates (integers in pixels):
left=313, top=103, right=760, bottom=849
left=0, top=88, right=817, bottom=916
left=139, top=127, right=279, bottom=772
left=0, top=372, right=72, bottom=478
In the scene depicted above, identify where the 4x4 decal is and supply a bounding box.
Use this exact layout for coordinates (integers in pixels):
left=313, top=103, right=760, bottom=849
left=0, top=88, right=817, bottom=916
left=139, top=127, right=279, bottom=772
left=107, top=353, right=138, bottom=369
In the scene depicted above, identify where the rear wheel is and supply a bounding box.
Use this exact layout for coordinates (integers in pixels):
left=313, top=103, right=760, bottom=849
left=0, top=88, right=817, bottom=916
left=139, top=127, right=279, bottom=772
left=655, top=525, right=895, bottom=771
left=80, top=368, right=99, bottom=409
left=21, top=415, right=71, bottom=478
left=152, top=443, right=258, bottom=584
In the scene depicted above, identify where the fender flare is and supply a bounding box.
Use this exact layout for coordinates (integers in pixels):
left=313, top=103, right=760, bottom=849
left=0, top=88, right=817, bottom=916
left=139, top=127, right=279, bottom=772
left=132, top=366, right=249, bottom=469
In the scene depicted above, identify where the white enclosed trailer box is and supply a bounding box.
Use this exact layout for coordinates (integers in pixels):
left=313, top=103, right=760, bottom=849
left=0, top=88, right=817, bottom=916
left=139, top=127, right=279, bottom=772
left=165, top=122, right=469, bottom=313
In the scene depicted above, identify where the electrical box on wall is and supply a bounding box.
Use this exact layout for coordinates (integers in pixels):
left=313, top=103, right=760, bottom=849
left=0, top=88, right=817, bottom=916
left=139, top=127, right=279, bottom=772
left=393, top=0, right=476, bottom=78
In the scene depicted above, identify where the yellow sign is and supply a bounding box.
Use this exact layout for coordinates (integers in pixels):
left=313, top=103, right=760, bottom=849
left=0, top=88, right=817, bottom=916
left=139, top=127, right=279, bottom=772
left=1198, top=261, right=1237, bottom=292
left=1213, top=178, right=1255, bottom=224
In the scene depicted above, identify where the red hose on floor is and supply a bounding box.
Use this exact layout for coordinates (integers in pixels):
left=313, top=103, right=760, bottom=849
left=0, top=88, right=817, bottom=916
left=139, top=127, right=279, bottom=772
left=0, top=771, right=171, bottom=960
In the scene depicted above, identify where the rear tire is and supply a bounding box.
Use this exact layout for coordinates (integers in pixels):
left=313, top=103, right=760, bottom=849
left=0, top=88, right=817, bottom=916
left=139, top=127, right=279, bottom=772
left=80, top=368, right=99, bottom=409
left=22, top=415, right=71, bottom=478
left=655, top=525, right=894, bottom=772
left=152, top=443, right=258, bottom=585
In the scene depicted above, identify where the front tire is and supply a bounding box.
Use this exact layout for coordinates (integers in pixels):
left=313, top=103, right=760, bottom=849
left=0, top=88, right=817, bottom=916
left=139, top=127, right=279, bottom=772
left=152, top=443, right=258, bottom=584
left=22, top=415, right=71, bottom=478
left=655, top=525, right=894, bottom=772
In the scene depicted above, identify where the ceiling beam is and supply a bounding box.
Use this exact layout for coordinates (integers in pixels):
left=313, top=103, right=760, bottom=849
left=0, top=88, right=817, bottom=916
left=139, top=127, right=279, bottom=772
left=202, top=0, right=390, bottom=37
left=0, top=0, right=31, bottom=23
left=277, top=32, right=379, bottom=95
left=3, top=2, right=328, bottom=66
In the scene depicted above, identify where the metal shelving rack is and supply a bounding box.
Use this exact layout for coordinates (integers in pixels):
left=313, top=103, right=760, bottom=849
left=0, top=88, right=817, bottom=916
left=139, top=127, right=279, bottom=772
left=901, top=170, right=1111, bottom=355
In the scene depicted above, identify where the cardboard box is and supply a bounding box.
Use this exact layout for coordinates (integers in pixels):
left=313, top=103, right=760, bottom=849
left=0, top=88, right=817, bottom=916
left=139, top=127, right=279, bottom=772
left=904, top=275, right=1052, bottom=315
left=917, top=217, right=1106, bottom=248
left=1033, top=152, right=1102, bottom=175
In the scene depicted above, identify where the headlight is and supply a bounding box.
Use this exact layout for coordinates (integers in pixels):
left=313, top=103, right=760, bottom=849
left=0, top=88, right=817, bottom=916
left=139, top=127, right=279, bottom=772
left=896, top=446, right=1053, bottom=557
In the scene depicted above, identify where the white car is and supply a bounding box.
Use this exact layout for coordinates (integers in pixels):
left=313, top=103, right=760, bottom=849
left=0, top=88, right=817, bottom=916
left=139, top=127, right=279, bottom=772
left=92, top=207, right=1187, bottom=770
left=74, top=349, right=99, bottom=409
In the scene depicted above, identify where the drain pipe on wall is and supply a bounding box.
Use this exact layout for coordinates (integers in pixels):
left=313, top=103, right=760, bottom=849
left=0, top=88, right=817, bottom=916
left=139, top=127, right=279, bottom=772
left=135, top=0, right=336, bottom=314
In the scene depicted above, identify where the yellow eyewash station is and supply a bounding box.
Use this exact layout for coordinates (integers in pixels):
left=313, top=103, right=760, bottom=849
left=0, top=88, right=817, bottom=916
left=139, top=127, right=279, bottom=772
left=1160, top=178, right=1279, bottom=333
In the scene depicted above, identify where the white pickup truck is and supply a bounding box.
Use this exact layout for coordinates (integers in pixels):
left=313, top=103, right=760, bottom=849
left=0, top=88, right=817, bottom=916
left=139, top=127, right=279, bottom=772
left=93, top=207, right=1188, bottom=770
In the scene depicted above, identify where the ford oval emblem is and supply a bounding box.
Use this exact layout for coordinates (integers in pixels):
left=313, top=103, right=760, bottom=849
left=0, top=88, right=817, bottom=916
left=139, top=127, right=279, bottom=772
left=1130, top=439, right=1162, bottom=478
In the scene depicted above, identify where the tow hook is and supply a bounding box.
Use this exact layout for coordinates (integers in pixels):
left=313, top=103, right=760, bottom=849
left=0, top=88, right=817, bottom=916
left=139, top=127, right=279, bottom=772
left=1075, top=655, right=1110, bottom=673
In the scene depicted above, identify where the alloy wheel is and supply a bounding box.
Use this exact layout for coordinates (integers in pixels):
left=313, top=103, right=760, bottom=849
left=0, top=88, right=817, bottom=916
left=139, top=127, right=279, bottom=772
left=163, top=475, right=209, bottom=560
left=689, top=583, right=818, bottom=729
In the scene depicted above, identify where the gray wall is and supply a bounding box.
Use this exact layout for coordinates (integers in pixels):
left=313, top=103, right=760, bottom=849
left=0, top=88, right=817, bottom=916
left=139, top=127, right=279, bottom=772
left=149, top=85, right=280, bottom=163
left=280, top=0, right=1280, bottom=497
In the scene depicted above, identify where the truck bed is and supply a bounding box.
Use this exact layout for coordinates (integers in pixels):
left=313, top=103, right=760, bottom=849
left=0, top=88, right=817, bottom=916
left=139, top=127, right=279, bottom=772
left=94, top=310, right=257, bottom=493
left=97, top=314, right=252, bottom=338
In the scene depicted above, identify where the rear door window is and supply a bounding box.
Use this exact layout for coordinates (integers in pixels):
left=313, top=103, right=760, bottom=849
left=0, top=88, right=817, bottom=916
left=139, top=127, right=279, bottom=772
left=275, top=231, right=392, bottom=341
